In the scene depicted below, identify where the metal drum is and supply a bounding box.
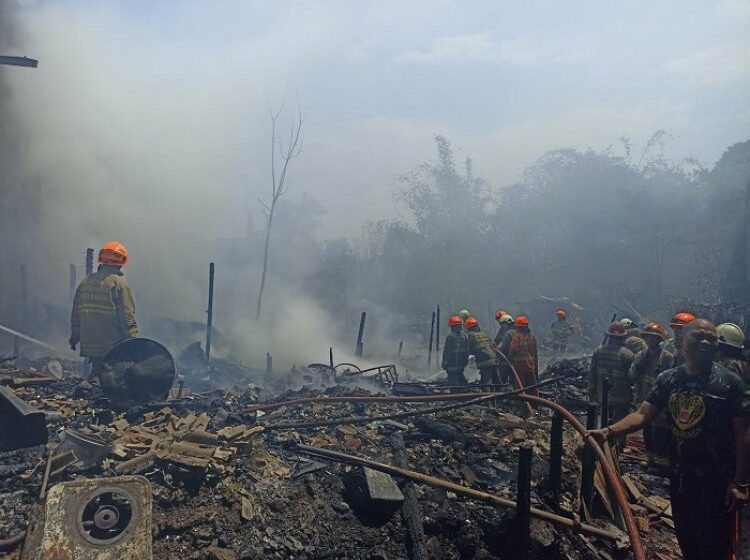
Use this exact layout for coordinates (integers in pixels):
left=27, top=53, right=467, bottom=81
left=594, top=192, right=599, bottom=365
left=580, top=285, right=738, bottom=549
left=100, top=338, right=175, bottom=408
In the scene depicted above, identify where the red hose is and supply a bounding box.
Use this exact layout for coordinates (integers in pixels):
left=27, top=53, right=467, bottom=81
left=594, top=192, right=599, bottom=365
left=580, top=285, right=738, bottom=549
left=246, top=390, right=499, bottom=412
left=515, top=394, right=646, bottom=560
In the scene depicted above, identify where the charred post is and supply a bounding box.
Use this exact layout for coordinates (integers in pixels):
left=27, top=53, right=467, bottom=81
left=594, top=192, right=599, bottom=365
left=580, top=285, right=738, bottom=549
left=435, top=305, right=440, bottom=355
left=580, top=401, right=599, bottom=517
left=601, top=377, right=610, bottom=428
left=550, top=410, right=563, bottom=510
left=69, top=263, right=77, bottom=306
left=205, top=262, right=215, bottom=362
left=85, top=248, right=94, bottom=276
left=390, top=432, right=429, bottom=560
left=516, top=442, right=533, bottom=560
left=356, top=312, right=366, bottom=358
left=397, top=340, right=403, bottom=359
left=427, top=311, right=435, bottom=368
left=266, top=352, right=273, bottom=372
left=329, top=347, right=334, bottom=368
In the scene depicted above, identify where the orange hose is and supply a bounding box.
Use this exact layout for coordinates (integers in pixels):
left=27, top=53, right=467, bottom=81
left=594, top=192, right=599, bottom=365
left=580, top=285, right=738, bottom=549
left=515, top=394, right=646, bottom=560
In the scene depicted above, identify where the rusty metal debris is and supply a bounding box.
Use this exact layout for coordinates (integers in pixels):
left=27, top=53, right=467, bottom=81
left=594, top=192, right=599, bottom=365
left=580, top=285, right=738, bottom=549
left=344, top=466, right=404, bottom=523
left=0, top=356, right=683, bottom=559
left=0, top=386, right=48, bottom=451
left=100, top=338, right=176, bottom=408
left=21, top=475, right=152, bottom=560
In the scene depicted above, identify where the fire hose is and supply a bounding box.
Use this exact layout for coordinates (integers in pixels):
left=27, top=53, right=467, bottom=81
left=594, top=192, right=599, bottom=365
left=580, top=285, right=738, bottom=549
left=296, top=443, right=621, bottom=542
left=513, top=393, right=646, bottom=560
left=263, top=375, right=571, bottom=430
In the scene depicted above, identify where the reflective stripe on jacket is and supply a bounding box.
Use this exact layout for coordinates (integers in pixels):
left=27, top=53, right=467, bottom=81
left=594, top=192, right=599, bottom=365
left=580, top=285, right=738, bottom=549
left=71, top=266, right=138, bottom=357
left=589, top=343, right=635, bottom=405
left=467, top=330, right=500, bottom=369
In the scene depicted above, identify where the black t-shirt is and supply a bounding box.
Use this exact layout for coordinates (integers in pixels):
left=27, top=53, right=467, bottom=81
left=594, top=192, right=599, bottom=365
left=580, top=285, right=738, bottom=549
left=645, top=363, right=750, bottom=477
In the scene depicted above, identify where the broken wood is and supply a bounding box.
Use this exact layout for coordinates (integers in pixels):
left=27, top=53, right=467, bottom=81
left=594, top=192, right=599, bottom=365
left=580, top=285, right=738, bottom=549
left=390, top=432, right=429, bottom=560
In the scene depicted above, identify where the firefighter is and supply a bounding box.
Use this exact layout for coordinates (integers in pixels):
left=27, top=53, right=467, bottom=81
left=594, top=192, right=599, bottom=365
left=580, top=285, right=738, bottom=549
left=588, top=322, right=635, bottom=424
left=550, top=309, right=574, bottom=354
left=663, top=312, right=696, bottom=368
left=620, top=318, right=647, bottom=356
left=465, top=316, right=501, bottom=385
left=591, top=319, right=750, bottom=560
left=501, top=315, right=539, bottom=396
left=441, top=315, right=469, bottom=386
left=70, top=241, right=139, bottom=379
left=629, top=322, right=673, bottom=468
left=630, top=323, right=672, bottom=404
left=716, top=323, right=750, bottom=382
left=494, top=312, right=513, bottom=345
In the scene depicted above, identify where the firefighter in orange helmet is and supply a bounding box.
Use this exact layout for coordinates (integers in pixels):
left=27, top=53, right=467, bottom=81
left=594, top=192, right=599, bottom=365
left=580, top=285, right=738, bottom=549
left=500, top=315, right=539, bottom=396
left=465, top=316, right=501, bottom=385
left=70, top=241, right=139, bottom=379
left=550, top=308, right=574, bottom=354
left=441, top=315, right=469, bottom=386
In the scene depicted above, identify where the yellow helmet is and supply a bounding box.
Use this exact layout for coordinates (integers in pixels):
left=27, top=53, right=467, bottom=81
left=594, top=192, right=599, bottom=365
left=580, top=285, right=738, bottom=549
left=717, top=323, right=745, bottom=350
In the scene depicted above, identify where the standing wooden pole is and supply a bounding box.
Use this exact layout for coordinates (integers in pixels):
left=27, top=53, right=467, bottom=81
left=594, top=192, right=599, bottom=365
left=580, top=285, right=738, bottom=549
left=580, top=401, right=599, bottom=517
left=550, top=411, right=563, bottom=511
left=435, top=306, right=441, bottom=356
left=83, top=249, right=94, bottom=378
left=427, top=311, right=436, bottom=368
left=266, top=352, right=273, bottom=372
left=69, top=264, right=77, bottom=306
left=601, top=377, right=610, bottom=428
left=355, top=312, right=366, bottom=358
left=516, top=442, right=533, bottom=560
left=390, top=432, right=429, bottom=560
left=329, top=347, right=334, bottom=368
left=85, top=248, right=94, bottom=276
left=205, top=263, right=215, bottom=362
left=397, top=340, right=403, bottom=359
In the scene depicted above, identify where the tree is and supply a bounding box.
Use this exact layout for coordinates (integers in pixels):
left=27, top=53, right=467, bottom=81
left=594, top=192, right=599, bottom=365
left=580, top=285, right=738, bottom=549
left=255, top=101, right=303, bottom=319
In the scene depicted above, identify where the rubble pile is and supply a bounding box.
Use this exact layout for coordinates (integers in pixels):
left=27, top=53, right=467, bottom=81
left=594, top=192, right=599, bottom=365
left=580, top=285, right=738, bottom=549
left=0, top=358, right=682, bottom=559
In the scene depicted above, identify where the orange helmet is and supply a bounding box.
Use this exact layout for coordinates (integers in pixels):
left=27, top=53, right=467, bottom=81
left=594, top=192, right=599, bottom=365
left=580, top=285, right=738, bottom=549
left=515, top=315, right=529, bottom=328
left=641, top=322, right=666, bottom=341
left=448, top=315, right=462, bottom=327
left=670, top=312, right=696, bottom=329
left=464, top=316, right=479, bottom=330
left=98, top=241, right=128, bottom=267
left=606, top=322, right=627, bottom=337
left=556, top=309, right=566, bottom=318
left=495, top=309, right=509, bottom=320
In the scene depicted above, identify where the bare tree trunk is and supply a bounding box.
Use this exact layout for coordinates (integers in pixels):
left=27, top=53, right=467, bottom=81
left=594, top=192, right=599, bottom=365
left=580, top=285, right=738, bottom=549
left=255, top=100, right=303, bottom=319
left=256, top=208, right=275, bottom=319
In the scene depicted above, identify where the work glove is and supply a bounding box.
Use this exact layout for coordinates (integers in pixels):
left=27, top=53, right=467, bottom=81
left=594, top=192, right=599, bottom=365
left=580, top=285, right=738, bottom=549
left=69, top=336, right=79, bottom=351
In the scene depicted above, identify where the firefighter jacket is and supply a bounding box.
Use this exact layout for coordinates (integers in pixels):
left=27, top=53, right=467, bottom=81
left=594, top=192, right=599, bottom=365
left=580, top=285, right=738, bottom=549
left=442, top=331, right=469, bottom=371
left=467, top=330, right=500, bottom=369
left=501, top=329, right=539, bottom=384
left=629, top=347, right=673, bottom=403
left=588, top=342, right=635, bottom=406
left=71, top=266, right=139, bottom=358
left=550, top=318, right=573, bottom=341
left=494, top=324, right=511, bottom=346
left=720, top=357, right=750, bottom=384
left=624, top=335, right=648, bottom=356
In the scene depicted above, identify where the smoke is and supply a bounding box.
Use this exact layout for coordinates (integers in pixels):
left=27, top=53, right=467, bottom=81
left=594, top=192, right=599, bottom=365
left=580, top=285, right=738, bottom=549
left=0, top=1, right=387, bottom=370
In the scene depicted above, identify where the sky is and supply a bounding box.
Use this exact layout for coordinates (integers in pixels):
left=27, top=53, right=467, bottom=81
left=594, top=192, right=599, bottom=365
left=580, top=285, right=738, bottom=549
left=6, top=0, right=750, bottom=239
left=1, top=0, right=749, bottom=364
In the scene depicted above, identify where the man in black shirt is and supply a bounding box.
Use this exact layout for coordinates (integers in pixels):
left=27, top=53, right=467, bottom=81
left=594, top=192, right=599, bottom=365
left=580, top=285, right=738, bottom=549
left=590, top=319, right=750, bottom=560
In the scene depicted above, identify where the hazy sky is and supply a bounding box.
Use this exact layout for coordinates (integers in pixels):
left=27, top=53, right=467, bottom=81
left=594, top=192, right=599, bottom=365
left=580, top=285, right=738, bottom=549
left=9, top=0, right=750, bottom=239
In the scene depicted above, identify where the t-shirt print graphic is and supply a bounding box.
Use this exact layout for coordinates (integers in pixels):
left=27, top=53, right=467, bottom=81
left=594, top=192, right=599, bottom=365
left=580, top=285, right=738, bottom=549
left=668, top=392, right=706, bottom=438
